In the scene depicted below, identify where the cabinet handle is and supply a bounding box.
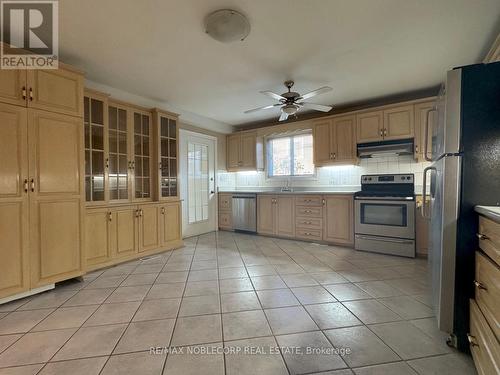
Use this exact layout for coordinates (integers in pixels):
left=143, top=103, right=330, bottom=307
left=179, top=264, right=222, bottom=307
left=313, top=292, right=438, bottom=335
left=161, top=207, right=165, bottom=215
left=379, top=129, right=383, bottom=136
left=22, top=86, right=27, bottom=100
left=23, top=179, right=28, bottom=193
left=30, top=178, right=35, bottom=192
left=135, top=209, right=140, bottom=217
left=329, top=152, right=333, bottom=159
left=473, top=280, right=487, bottom=290
left=159, top=162, right=162, bottom=170
left=29, top=87, right=33, bottom=101
left=305, top=210, right=312, bottom=213
left=467, top=334, right=478, bottom=347
left=415, top=145, right=419, bottom=153
left=131, top=161, right=135, bottom=170
left=322, top=199, right=325, bottom=206
left=105, top=158, right=109, bottom=169
left=107, top=212, right=112, bottom=222
left=333, top=153, right=336, bottom=159
left=476, top=233, right=489, bottom=241
left=140, top=209, right=143, bottom=217
left=384, top=128, right=387, bottom=136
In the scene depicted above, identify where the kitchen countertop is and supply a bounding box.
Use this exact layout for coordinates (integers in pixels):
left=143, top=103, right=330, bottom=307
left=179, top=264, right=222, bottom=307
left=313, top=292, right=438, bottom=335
left=475, top=205, right=500, bottom=223
left=218, top=188, right=357, bottom=195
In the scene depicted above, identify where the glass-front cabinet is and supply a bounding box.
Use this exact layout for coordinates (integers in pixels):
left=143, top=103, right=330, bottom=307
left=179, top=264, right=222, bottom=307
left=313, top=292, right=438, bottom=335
left=153, top=109, right=178, bottom=200
left=108, top=102, right=129, bottom=201
left=132, top=109, right=153, bottom=200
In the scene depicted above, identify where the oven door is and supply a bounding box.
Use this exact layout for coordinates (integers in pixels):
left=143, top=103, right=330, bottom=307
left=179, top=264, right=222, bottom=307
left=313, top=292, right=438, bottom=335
left=355, top=198, right=415, bottom=239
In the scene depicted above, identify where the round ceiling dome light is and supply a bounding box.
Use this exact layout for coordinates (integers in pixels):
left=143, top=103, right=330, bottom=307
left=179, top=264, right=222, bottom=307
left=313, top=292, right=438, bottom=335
left=205, top=9, right=250, bottom=43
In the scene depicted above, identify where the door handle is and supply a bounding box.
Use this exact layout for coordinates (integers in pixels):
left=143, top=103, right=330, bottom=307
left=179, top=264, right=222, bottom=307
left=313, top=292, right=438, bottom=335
left=424, top=108, right=437, bottom=162
left=210, top=190, right=215, bottom=194
left=30, top=178, right=35, bottom=192
left=23, top=179, right=28, bottom=193
left=421, top=166, right=435, bottom=219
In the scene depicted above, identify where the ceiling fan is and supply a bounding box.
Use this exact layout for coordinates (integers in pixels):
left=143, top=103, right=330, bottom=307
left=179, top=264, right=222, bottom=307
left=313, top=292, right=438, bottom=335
left=244, top=80, right=333, bottom=121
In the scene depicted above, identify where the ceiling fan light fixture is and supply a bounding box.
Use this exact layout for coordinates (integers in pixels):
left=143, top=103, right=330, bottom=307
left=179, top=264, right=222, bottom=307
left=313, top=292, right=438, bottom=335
left=205, top=9, right=250, bottom=43
left=282, top=104, right=299, bottom=115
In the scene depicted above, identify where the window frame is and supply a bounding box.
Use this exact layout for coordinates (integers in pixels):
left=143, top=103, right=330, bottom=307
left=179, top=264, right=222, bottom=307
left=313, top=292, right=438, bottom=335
left=266, top=131, right=316, bottom=180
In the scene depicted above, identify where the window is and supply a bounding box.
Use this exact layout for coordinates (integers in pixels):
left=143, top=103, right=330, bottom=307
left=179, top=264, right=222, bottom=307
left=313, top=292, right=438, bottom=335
left=267, top=132, right=314, bottom=177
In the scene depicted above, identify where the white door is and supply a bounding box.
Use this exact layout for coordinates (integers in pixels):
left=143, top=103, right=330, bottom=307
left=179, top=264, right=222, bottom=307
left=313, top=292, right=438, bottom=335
left=179, top=130, right=217, bottom=237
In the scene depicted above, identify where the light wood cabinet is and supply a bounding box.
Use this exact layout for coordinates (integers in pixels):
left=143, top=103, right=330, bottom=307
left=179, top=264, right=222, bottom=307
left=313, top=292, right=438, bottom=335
left=414, top=101, right=435, bottom=161
left=276, top=196, right=295, bottom=238
left=469, top=300, right=499, bottom=375
left=218, top=193, right=233, bottom=231
left=113, top=206, right=138, bottom=259
left=257, top=195, right=276, bottom=236
left=323, top=195, right=354, bottom=245
left=160, top=201, right=182, bottom=245
left=313, top=116, right=357, bottom=166
left=28, top=110, right=85, bottom=288
left=85, top=209, right=112, bottom=267
left=0, top=70, right=27, bottom=107
left=0, top=104, right=29, bottom=299
left=138, top=205, right=160, bottom=253
left=226, top=131, right=262, bottom=171
left=27, top=67, right=84, bottom=117
left=356, top=105, right=414, bottom=143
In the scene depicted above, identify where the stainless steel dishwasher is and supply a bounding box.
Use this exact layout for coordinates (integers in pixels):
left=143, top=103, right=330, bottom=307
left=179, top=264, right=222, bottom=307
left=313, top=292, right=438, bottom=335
left=232, top=194, right=257, bottom=233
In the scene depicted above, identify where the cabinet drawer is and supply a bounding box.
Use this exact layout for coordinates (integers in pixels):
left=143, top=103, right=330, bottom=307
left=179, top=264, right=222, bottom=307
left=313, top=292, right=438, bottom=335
left=475, top=251, right=500, bottom=339
left=296, top=229, right=322, bottom=241
left=469, top=300, right=500, bottom=375
left=296, top=206, right=323, bottom=218
left=219, top=194, right=232, bottom=211
left=295, top=217, right=323, bottom=230
left=295, top=195, right=323, bottom=207
left=219, top=212, right=233, bottom=229
left=478, top=216, right=500, bottom=266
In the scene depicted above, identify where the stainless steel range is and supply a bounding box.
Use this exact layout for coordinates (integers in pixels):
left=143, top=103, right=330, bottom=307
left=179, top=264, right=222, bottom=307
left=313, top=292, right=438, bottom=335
left=354, top=174, right=416, bottom=258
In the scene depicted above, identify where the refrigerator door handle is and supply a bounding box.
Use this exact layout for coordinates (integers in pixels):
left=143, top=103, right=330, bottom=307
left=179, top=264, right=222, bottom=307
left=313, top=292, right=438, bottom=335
left=424, top=108, right=437, bottom=162
left=422, top=166, right=436, bottom=219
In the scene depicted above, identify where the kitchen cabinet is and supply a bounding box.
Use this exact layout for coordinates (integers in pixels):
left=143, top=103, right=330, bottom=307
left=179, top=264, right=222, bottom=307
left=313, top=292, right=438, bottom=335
left=313, top=116, right=357, bottom=166
left=226, top=131, right=263, bottom=171
left=85, top=208, right=112, bottom=267
left=132, top=109, right=153, bottom=200
left=356, top=105, right=414, bottom=143
left=160, top=201, right=182, bottom=245
left=218, top=193, right=233, bottom=231
left=257, top=195, right=276, bottom=235
left=29, top=109, right=85, bottom=288
left=0, top=66, right=84, bottom=117
left=414, top=101, right=435, bottom=161
left=138, top=205, right=160, bottom=253
left=276, top=196, right=295, bottom=238
left=323, top=195, right=354, bottom=245
left=113, top=206, right=139, bottom=259
left=0, top=104, right=29, bottom=299
left=295, top=195, right=323, bottom=241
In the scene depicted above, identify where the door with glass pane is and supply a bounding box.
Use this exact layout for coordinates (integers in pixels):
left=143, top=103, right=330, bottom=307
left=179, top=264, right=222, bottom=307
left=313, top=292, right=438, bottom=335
left=179, top=130, right=216, bottom=237
left=84, top=93, right=107, bottom=203
left=133, top=111, right=152, bottom=200
left=157, top=113, right=178, bottom=199
left=108, top=103, right=129, bottom=201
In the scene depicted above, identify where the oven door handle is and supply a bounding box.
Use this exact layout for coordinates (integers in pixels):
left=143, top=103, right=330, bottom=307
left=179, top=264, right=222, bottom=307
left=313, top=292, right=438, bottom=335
left=422, top=166, right=436, bottom=220
left=355, top=235, right=414, bottom=244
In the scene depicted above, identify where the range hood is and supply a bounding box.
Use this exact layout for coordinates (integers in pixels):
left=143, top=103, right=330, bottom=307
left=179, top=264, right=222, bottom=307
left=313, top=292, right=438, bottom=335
left=357, top=139, right=414, bottom=158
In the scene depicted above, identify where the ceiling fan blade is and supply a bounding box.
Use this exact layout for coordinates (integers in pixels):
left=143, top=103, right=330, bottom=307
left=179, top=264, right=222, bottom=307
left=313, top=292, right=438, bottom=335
left=260, top=91, right=286, bottom=101
left=298, top=86, right=332, bottom=101
left=278, top=112, right=289, bottom=121
left=298, top=102, right=333, bottom=112
left=244, top=103, right=282, bottom=114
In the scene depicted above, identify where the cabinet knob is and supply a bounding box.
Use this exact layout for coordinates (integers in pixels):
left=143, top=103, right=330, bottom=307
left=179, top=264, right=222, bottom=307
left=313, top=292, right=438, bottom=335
left=476, top=233, right=489, bottom=241
left=467, top=334, right=478, bottom=347
left=473, top=280, right=487, bottom=290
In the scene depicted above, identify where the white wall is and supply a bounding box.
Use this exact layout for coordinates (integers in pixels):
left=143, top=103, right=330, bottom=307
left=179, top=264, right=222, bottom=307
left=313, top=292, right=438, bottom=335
left=219, top=155, right=431, bottom=192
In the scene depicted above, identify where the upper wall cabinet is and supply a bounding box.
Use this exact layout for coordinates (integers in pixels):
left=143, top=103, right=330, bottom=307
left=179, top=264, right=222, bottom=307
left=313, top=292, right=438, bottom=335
left=0, top=66, right=84, bottom=117
left=356, top=105, right=414, bottom=143
left=153, top=109, right=179, bottom=200
left=313, top=115, right=357, bottom=166
left=226, top=131, right=263, bottom=171
left=414, top=101, right=435, bottom=161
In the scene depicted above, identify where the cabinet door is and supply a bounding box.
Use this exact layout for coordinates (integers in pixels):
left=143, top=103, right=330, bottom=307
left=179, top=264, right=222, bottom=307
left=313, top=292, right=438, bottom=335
left=332, top=116, right=357, bottom=163
left=132, top=111, right=153, bottom=200
left=158, top=114, right=178, bottom=199
left=138, top=205, right=160, bottom=252
left=257, top=195, right=275, bottom=235
left=240, top=132, right=256, bottom=169
left=161, top=202, right=181, bottom=245
left=323, top=195, right=354, bottom=245
left=356, top=111, right=383, bottom=143
left=276, top=196, right=295, bottom=238
left=27, top=68, right=84, bottom=117
left=414, top=102, right=435, bottom=161
left=313, top=120, right=332, bottom=165
left=0, top=70, right=27, bottom=107
left=227, top=134, right=240, bottom=170
left=112, top=207, right=138, bottom=258
left=85, top=209, right=112, bottom=266
left=383, top=105, right=414, bottom=140
left=108, top=104, right=130, bottom=202
left=0, top=104, right=29, bottom=298
left=28, top=110, right=84, bottom=287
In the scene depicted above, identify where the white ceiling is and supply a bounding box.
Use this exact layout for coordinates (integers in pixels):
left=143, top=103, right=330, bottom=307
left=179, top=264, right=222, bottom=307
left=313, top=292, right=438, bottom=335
left=60, top=0, right=499, bottom=130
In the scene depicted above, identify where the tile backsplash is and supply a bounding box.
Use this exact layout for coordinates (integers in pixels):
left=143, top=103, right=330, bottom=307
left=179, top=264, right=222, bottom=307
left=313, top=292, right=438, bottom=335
left=218, top=155, right=431, bottom=192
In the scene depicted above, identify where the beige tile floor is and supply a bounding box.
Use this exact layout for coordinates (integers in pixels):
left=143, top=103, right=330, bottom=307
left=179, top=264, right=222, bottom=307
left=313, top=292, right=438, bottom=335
left=0, top=232, right=477, bottom=375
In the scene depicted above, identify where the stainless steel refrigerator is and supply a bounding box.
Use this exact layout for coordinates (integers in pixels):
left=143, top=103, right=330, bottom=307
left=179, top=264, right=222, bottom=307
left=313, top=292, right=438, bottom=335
left=423, top=62, right=500, bottom=351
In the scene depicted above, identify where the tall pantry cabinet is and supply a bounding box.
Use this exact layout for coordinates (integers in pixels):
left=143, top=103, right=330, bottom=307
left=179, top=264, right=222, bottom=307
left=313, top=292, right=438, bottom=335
left=0, top=66, right=85, bottom=299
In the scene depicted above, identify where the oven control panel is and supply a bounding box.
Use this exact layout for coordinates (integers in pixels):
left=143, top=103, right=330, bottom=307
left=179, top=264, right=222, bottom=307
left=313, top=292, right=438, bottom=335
left=361, top=174, right=414, bottom=184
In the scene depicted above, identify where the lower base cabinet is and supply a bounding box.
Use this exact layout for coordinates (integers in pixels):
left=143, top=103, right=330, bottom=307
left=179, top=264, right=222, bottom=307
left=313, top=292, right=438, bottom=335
left=323, top=195, right=354, bottom=245
left=257, top=195, right=295, bottom=238
left=85, top=201, right=183, bottom=271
